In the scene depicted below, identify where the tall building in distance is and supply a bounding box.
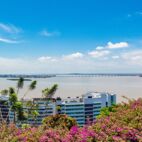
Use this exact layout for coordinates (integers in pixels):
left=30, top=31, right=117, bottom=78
left=0, top=95, right=11, bottom=123
left=57, top=92, right=116, bottom=126
left=24, top=98, right=56, bottom=125
left=0, top=91, right=116, bottom=126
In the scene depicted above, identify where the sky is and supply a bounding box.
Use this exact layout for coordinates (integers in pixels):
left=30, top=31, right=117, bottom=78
left=0, top=0, right=142, bottom=73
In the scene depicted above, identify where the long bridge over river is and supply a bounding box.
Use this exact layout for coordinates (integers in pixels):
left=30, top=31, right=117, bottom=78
left=56, top=73, right=142, bottom=77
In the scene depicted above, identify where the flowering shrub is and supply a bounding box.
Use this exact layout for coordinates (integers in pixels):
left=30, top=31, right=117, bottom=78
left=0, top=98, right=142, bottom=142
left=0, top=123, right=18, bottom=142
left=39, top=126, right=96, bottom=142
left=91, top=98, right=142, bottom=141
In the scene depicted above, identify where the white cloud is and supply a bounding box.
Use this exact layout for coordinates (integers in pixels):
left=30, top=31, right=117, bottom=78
left=0, top=23, right=21, bottom=34
left=88, top=50, right=110, bottom=58
left=0, top=57, right=31, bottom=73
left=112, top=56, right=120, bottom=59
left=38, top=56, right=57, bottom=62
left=107, top=42, right=128, bottom=49
left=0, top=49, right=142, bottom=74
left=0, top=37, right=20, bottom=44
left=96, top=46, right=105, bottom=50
left=62, top=52, right=84, bottom=60
left=94, top=41, right=129, bottom=51
left=122, top=50, right=142, bottom=65
left=40, top=29, right=60, bottom=37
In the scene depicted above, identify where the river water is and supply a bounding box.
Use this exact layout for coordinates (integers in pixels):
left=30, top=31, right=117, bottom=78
left=0, top=76, right=142, bottom=103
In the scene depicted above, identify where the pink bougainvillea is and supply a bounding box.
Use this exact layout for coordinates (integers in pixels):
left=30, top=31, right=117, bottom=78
left=0, top=98, right=142, bottom=142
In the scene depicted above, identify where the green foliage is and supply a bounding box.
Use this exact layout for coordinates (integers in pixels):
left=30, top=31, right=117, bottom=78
left=21, top=80, right=37, bottom=100
left=15, top=102, right=26, bottom=121
left=42, top=84, right=58, bottom=98
left=56, top=105, right=61, bottom=111
left=29, top=80, right=37, bottom=90
left=0, top=89, right=8, bottom=95
left=9, top=87, right=15, bottom=95
left=9, top=93, right=18, bottom=105
left=0, top=98, right=142, bottom=142
left=17, top=77, right=24, bottom=89
left=42, top=114, right=77, bottom=130
left=0, top=79, right=39, bottom=124
left=31, top=110, right=39, bottom=119
left=97, top=104, right=117, bottom=118
left=9, top=94, right=26, bottom=121
left=21, top=124, right=30, bottom=129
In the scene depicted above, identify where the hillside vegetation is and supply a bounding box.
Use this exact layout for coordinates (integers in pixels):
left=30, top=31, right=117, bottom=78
left=0, top=98, right=142, bottom=142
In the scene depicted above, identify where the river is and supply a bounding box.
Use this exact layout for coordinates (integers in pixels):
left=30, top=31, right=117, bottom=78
left=0, top=76, right=142, bottom=103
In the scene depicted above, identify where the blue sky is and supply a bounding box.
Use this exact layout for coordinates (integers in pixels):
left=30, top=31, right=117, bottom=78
left=0, top=0, right=142, bottom=73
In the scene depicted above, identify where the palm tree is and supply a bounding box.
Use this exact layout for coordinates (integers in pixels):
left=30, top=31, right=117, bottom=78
left=17, top=77, right=24, bottom=95
left=42, top=84, right=58, bottom=117
left=42, top=84, right=58, bottom=98
left=22, top=80, right=37, bottom=100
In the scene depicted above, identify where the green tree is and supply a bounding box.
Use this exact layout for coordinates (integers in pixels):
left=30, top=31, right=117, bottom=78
left=42, top=114, right=77, bottom=130
left=97, top=104, right=117, bottom=119
left=42, top=84, right=58, bottom=98
left=9, top=87, right=15, bottom=95
left=9, top=93, right=26, bottom=123
left=9, top=93, right=18, bottom=123
left=14, top=101, right=25, bottom=121
left=0, top=89, right=8, bottom=95
left=17, top=77, right=24, bottom=95
left=25, top=100, right=39, bottom=125
left=31, top=110, right=39, bottom=125
left=22, top=80, right=37, bottom=100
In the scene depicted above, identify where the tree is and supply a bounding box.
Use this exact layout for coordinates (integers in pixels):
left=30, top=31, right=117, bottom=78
left=0, top=89, right=8, bottom=95
left=42, top=84, right=58, bottom=98
left=14, top=101, right=26, bottom=122
left=22, top=80, right=37, bottom=100
left=31, top=110, right=39, bottom=125
left=25, top=100, right=39, bottom=125
left=9, top=93, right=18, bottom=123
left=42, top=114, right=77, bottom=130
left=9, top=93, right=18, bottom=104
left=9, top=87, right=15, bottom=95
left=9, top=93, right=26, bottom=123
left=17, top=77, right=24, bottom=95
left=97, top=104, right=117, bottom=119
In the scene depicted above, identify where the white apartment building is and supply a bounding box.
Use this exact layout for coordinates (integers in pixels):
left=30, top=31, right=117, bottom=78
left=0, top=95, right=14, bottom=123
left=0, top=92, right=116, bottom=126
left=58, top=92, right=116, bottom=126
left=24, top=98, right=56, bottom=125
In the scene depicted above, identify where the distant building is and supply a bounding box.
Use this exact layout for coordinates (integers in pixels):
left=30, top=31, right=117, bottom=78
left=23, top=98, right=56, bottom=125
left=0, top=95, right=11, bottom=123
left=0, top=91, right=116, bottom=126
left=57, top=92, right=116, bottom=126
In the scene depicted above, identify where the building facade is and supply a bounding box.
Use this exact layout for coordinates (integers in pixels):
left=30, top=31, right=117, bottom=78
left=0, top=95, right=9, bottom=123
left=58, top=92, right=116, bottom=126
left=22, top=98, right=56, bottom=125
left=0, top=91, right=116, bottom=126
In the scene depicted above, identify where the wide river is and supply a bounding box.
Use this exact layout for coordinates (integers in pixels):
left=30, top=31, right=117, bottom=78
left=0, top=76, right=142, bottom=103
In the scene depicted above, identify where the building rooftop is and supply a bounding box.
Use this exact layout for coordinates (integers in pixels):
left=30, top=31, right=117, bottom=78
left=60, top=91, right=116, bottom=104
left=82, top=91, right=115, bottom=98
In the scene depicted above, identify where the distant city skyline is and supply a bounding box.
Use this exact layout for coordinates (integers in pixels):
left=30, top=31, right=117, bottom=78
left=0, top=0, right=142, bottom=73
